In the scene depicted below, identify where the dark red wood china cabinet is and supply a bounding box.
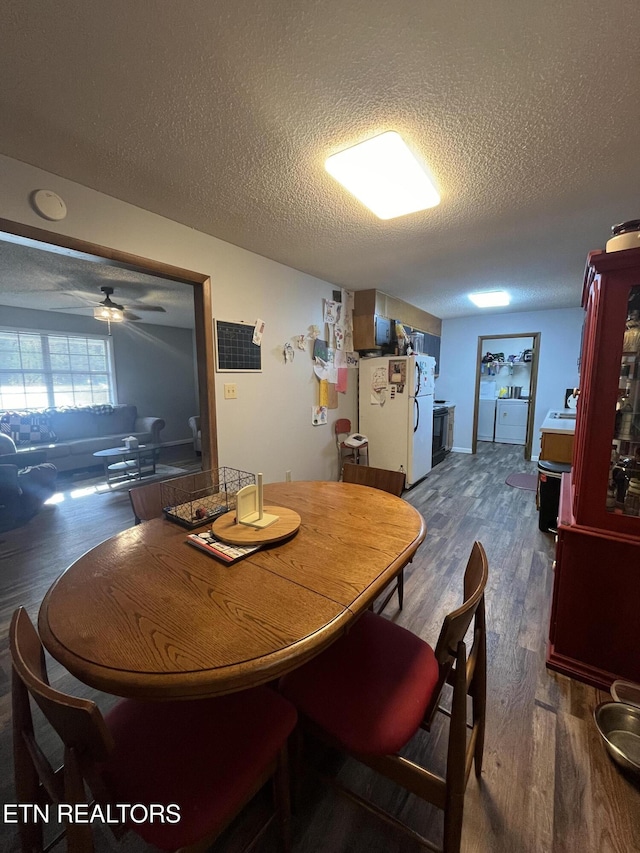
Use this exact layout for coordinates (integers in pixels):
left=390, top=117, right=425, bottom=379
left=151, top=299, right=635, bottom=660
left=547, top=246, right=640, bottom=690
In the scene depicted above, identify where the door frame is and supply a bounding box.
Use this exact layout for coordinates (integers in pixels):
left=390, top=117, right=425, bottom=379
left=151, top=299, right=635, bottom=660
left=471, top=332, right=540, bottom=460
left=0, top=216, right=218, bottom=471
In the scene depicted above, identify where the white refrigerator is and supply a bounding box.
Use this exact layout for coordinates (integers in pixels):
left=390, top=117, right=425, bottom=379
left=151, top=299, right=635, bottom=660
left=358, top=354, right=435, bottom=487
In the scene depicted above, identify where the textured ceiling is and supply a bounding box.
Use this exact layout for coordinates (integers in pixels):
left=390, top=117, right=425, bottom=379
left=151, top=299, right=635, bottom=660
left=0, top=0, right=639, bottom=322
left=0, top=241, right=195, bottom=328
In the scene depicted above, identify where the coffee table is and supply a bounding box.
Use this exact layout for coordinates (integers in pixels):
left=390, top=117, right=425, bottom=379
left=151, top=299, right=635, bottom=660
left=92, top=444, right=161, bottom=484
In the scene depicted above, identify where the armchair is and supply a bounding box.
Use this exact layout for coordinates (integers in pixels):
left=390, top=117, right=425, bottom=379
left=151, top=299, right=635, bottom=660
left=188, top=415, right=202, bottom=454
left=0, top=434, right=57, bottom=531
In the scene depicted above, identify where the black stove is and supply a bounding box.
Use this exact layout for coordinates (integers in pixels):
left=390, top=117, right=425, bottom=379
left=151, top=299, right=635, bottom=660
left=432, top=406, right=449, bottom=467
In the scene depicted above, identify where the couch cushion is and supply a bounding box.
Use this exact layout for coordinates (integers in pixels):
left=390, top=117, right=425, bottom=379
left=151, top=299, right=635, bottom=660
left=48, top=409, right=99, bottom=440
left=68, top=434, right=150, bottom=456
left=96, top=405, right=137, bottom=437
left=39, top=443, right=71, bottom=460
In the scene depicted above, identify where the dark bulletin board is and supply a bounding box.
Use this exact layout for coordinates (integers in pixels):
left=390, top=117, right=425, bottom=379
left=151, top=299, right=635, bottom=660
left=215, top=320, right=262, bottom=372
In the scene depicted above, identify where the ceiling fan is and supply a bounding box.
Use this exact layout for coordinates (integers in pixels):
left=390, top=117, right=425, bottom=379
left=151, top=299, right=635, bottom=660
left=55, top=286, right=167, bottom=323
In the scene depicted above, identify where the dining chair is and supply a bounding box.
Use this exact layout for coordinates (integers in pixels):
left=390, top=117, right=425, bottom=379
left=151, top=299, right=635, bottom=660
left=334, top=419, right=368, bottom=472
left=341, top=462, right=407, bottom=613
left=128, top=480, right=165, bottom=524
left=10, top=607, right=297, bottom=853
left=280, top=541, right=488, bottom=853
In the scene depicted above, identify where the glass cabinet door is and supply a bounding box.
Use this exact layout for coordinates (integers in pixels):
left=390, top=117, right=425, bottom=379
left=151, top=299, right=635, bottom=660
left=608, top=284, right=640, bottom=516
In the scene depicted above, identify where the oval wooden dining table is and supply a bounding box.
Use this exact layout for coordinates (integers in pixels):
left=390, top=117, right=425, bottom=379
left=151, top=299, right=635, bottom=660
left=38, top=481, right=426, bottom=700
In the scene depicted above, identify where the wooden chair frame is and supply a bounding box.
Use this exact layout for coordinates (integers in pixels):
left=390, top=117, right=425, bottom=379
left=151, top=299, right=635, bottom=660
left=128, top=480, right=165, bottom=524
left=299, top=542, right=488, bottom=853
left=10, top=607, right=292, bottom=853
left=341, top=462, right=408, bottom=613
left=334, top=419, right=368, bottom=473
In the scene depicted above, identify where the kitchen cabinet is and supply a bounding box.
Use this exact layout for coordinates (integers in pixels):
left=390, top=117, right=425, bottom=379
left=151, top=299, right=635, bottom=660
left=446, top=405, right=455, bottom=451
left=494, top=399, right=527, bottom=444
left=539, top=410, right=575, bottom=462
left=547, top=246, right=640, bottom=689
left=424, top=333, right=441, bottom=375
left=352, top=313, right=388, bottom=351
left=352, top=290, right=441, bottom=355
left=540, top=431, right=574, bottom=463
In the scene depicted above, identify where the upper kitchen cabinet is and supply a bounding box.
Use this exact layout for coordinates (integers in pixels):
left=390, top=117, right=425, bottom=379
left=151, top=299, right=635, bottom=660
left=352, top=290, right=442, bottom=362
left=424, top=333, right=441, bottom=375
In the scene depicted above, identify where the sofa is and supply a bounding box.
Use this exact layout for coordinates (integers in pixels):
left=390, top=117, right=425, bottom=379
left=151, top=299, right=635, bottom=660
left=0, top=405, right=165, bottom=474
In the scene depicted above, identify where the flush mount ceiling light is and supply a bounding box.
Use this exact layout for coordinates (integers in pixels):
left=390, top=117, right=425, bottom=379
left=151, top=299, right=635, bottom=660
left=325, top=131, right=440, bottom=220
left=469, top=291, right=511, bottom=308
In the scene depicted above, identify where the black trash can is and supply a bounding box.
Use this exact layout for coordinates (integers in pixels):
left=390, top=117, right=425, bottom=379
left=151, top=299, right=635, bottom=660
left=537, top=461, right=571, bottom=532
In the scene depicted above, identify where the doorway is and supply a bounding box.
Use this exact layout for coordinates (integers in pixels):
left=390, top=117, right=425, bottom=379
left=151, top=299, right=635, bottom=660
left=0, top=216, right=218, bottom=471
left=471, top=332, right=540, bottom=460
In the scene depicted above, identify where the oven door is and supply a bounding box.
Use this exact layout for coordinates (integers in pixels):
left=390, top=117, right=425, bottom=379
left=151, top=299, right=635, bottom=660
left=432, top=408, right=448, bottom=466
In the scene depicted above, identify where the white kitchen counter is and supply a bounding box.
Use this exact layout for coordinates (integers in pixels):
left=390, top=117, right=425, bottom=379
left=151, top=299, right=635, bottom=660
left=540, top=409, right=577, bottom=435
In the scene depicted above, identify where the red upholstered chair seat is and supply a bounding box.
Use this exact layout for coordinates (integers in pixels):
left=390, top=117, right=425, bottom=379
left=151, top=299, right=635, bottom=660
left=104, top=687, right=297, bottom=851
left=10, top=606, right=297, bottom=853
left=279, top=542, right=489, bottom=853
left=280, top=610, right=439, bottom=755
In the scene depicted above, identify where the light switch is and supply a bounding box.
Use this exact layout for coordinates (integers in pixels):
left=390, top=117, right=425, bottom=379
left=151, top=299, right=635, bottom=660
left=224, top=383, right=237, bottom=399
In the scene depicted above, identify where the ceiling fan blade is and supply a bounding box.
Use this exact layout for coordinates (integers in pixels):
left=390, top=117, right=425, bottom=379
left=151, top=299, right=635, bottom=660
left=49, top=305, right=93, bottom=311
left=125, top=304, right=167, bottom=313
left=123, top=310, right=142, bottom=321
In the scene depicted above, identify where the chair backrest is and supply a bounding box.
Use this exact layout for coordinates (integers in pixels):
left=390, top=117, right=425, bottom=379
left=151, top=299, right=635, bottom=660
left=433, top=541, right=488, bottom=669
left=334, top=418, right=352, bottom=448
left=129, top=480, right=165, bottom=524
left=419, top=542, right=488, bottom=730
left=10, top=608, right=114, bottom=813
left=342, top=462, right=405, bottom=496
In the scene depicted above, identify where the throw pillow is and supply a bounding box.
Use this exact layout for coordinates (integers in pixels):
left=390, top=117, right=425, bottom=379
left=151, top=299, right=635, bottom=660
left=0, top=412, right=56, bottom=446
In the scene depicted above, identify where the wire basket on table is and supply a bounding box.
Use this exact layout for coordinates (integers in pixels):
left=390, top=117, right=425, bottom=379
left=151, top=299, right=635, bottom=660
left=161, top=467, right=255, bottom=528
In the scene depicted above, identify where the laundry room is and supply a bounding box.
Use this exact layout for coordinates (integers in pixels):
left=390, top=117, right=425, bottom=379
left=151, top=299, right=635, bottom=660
left=476, top=336, right=534, bottom=446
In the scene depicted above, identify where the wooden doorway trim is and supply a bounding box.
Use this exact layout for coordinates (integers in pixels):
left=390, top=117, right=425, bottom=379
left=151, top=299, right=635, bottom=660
left=471, top=332, right=540, bottom=460
left=0, top=217, right=218, bottom=472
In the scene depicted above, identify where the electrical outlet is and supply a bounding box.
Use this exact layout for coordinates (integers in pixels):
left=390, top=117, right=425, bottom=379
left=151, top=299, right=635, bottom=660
left=224, top=383, right=237, bottom=400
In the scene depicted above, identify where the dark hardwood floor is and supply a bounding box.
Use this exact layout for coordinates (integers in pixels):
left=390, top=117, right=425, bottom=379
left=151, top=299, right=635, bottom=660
left=1, top=443, right=638, bottom=852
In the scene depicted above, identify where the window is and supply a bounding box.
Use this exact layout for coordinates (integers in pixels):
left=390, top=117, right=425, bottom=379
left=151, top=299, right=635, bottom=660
left=0, top=329, right=115, bottom=410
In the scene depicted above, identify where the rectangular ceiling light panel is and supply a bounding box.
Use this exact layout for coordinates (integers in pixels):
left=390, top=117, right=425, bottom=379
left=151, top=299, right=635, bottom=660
left=325, top=131, right=440, bottom=220
left=468, top=291, right=511, bottom=308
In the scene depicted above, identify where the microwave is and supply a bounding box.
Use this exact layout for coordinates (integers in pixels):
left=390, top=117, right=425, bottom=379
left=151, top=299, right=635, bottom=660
left=375, top=315, right=392, bottom=347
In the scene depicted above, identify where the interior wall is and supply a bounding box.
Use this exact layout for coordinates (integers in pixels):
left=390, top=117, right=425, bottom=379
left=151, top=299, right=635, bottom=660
left=0, top=154, right=358, bottom=482
left=435, top=308, right=583, bottom=457
left=0, top=305, right=197, bottom=444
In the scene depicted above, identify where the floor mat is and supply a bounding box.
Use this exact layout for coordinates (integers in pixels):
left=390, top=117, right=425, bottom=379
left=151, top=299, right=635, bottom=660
left=505, top=472, right=538, bottom=491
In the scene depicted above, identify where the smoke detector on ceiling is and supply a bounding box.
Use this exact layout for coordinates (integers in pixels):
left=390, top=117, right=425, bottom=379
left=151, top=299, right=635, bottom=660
left=31, top=189, right=67, bottom=221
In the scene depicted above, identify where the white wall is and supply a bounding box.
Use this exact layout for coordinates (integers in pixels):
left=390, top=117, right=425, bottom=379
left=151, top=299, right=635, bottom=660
left=0, top=154, right=357, bottom=482
left=435, top=308, right=584, bottom=457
